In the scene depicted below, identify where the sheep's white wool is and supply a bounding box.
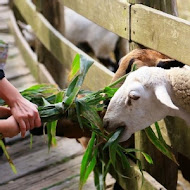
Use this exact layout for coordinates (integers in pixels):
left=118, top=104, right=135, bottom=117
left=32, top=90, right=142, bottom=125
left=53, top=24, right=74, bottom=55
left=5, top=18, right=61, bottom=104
left=167, top=68, right=190, bottom=113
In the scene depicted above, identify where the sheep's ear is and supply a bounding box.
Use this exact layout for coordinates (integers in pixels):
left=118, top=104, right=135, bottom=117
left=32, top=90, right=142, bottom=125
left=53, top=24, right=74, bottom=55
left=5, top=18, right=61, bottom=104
left=155, top=86, right=179, bottom=110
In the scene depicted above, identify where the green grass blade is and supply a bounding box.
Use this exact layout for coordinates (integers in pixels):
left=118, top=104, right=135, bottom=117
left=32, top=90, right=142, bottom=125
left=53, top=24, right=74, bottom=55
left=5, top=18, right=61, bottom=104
left=145, top=127, right=178, bottom=165
left=64, top=54, right=94, bottom=109
left=0, top=139, right=17, bottom=174
left=78, top=100, right=103, bottom=131
left=69, top=54, right=80, bottom=81
left=75, top=101, right=84, bottom=129
left=117, top=147, right=131, bottom=170
left=46, top=92, right=64, bottom=149
left=30, top=134, right=33, bottom=149
left=103, top=128, right=124, bottom=150
left=109, top=143, right=117, bottom=168
left=79, top=132, right=96, bottom=190
left=141, top=152, right=154, bottom=164
left=83, top=148, right=97, bottom=185
left=154, top=122, right=167, bottom=145
left=123, top=148, right=153, bottom=164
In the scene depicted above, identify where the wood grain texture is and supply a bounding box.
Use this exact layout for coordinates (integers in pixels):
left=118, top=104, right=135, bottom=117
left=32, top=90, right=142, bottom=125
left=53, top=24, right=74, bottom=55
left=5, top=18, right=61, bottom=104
left=0, top=155, right=97, bottom=190
left=0, top=138, right=83, bottom=185
left=131, top=4, right=190, bottom=65
left=165, top=117, right=190, bottom=159
left=62, top=0, right=130, bottom=39
left=109, top=159, right=166, bottom=190
left=9, top=11, right=56, bottom=84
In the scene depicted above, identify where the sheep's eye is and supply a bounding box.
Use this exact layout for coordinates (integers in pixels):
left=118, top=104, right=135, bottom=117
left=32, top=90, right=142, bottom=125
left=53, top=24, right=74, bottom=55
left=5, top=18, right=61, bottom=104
left=129, top=91, right=140, bottom=100
left=125, top=91, right=140, bottom=106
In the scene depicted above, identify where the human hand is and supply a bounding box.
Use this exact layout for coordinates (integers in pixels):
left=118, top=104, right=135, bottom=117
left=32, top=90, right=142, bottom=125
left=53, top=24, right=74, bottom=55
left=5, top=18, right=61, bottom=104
left=10, top=96, right=41, bottom=138
left=1, top=116, right=20, bottom=138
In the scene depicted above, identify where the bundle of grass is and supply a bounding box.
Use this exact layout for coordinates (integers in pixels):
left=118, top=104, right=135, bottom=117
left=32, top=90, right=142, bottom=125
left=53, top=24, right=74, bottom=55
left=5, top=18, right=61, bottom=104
left=0, top=54, right=177, bottom=189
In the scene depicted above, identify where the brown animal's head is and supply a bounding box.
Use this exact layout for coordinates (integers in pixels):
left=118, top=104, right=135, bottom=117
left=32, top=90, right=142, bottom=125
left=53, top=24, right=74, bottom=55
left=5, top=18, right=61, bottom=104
left=112, top=49, right=184, bottom=86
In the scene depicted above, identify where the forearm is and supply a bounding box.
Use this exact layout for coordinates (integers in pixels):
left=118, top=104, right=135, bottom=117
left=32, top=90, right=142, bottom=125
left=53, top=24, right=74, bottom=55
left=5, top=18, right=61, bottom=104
left=0, top=116, right=20, bottom=138
left=0, top=78, right=22, bottom=107
left=0, top=119, right=9, bottom=134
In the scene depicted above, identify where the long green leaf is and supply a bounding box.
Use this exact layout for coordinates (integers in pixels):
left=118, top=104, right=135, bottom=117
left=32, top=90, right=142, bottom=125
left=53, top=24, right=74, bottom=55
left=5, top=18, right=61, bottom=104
left=69, top=53, right=80, bottom=81
left=78, top=100, right=103, bottom=131
left=154, top=122, right=167, bottom=145
left=145, top=127, right=178, bottom=165
left=79, top=132, right=96, bottom=190
left=64, top=54, right=94, bottom=109
left=103, top=128, right=124, bottom=150
left=124, top=148, right=153, bottom=164
left=47, top=92, right=64, bottom=148
left=141, top=152, right=153, bottom=164
left=117, top=147, right=131, bottom=170
left=83, top=148, right=98, bottom=184
left=0, top=139, right=17, bottom=174
left=109, top=143, right=117, bottom=168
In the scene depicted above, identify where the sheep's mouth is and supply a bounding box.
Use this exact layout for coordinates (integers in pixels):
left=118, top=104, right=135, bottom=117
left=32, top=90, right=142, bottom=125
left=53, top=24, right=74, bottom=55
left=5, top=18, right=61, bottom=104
left=105, top=125, right=126, bottom=134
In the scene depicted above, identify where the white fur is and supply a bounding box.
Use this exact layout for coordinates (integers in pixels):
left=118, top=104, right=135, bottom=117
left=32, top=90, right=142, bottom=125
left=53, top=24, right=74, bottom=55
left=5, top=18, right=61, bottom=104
left=104, top=66, right=190, bottom=142
left=64, top=7, right=128, bottom=61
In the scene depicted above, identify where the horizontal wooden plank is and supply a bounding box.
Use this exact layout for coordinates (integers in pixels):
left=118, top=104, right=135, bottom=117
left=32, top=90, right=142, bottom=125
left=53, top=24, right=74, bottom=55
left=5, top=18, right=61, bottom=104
left=9, top=11, right=56, bottom=84
left=62, top=0, right=130, bottom=39
left=131, top=4, right=190, bottom=66
left=0, top=138, right=83, bottom=185
left=14, top=0, right=114, bottom=91
left=0, top=154, right=114, bottom=190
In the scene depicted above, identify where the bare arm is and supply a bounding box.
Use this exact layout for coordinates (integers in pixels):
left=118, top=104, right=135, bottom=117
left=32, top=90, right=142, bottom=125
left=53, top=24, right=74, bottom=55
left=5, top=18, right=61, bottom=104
left=0, top=116, right=20, bottom=138
left=0, top=78, right=41, bottom=137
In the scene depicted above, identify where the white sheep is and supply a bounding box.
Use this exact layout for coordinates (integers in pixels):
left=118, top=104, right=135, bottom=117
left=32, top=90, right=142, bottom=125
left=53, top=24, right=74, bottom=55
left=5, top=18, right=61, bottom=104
left=103, top=66, right=190, bottom=142
left=64, top=7, right=129, bottom=71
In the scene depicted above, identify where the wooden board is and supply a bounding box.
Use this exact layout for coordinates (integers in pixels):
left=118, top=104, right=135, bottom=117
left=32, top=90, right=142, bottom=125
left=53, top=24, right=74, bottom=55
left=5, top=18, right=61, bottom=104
left=131, top=4, right=190, bottom=66
left=0, top=155, right=96, bottom=190
left=109, top=159, right=166, bottom=190
left=13, top=0, right=114, bottom=91
left=0, top=138, right=83, bottom=185
left=165, top=117, right=190, bottom=159
left=9, top=11, right=56, bottom=85
left=62, top=0, right=130, bottom=39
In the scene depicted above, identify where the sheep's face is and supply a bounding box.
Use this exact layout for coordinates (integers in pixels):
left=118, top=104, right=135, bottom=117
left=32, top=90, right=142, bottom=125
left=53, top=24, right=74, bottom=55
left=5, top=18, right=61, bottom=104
left=104, top=67, right=179, bottom=142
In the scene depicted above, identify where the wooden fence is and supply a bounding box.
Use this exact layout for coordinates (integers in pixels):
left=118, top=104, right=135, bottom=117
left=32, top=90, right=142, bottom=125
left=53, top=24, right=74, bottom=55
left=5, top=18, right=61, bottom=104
left=10, top=0, right=190, bottom=189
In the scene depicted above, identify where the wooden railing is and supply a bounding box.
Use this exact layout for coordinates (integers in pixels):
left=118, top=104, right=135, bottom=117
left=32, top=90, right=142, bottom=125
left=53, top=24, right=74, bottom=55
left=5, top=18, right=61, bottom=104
left=10, top=0, right=190, bottom=189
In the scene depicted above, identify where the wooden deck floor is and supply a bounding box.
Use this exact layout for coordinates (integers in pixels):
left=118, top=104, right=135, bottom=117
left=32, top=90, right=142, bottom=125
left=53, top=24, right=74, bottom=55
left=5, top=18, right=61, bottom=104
left=0, top=2, right=115, bottom=190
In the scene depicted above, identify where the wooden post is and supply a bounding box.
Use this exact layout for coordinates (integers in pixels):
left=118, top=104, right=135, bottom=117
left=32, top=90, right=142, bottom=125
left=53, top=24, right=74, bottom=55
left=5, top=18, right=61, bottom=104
left=128, top=1, right=178, bottom=189
left=34, top=0, right=66, bottom=88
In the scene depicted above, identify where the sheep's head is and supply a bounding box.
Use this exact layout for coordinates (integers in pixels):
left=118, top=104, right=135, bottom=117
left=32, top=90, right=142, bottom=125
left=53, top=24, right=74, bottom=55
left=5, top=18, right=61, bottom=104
left=104, top=67, right=179, bottom=142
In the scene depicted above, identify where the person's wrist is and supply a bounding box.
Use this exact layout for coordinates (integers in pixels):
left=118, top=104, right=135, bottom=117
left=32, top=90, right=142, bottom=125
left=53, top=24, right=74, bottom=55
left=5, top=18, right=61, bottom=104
left=6, top=91, right=23, bottom=108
